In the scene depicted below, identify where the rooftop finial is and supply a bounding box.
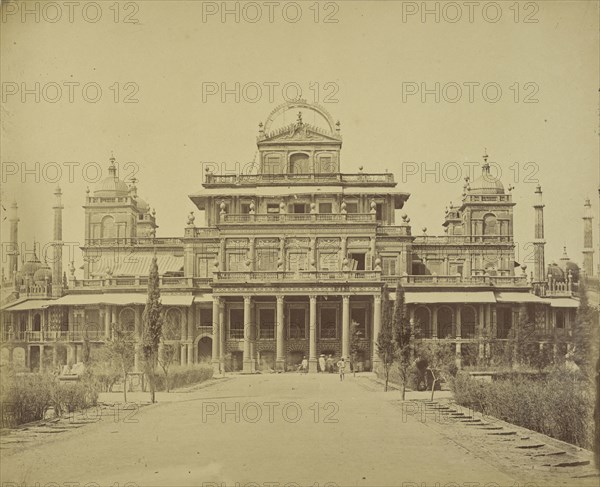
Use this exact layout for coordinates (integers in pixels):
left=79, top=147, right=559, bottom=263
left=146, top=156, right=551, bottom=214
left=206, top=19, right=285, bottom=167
left=297, top=111, right=303, bottom=124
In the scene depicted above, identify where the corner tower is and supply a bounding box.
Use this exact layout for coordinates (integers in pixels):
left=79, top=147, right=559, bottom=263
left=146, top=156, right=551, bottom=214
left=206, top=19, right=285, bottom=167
left=52, top=185, right=64, bottom=297
left=582, top=197, right=594, bottom=277
left=532, top=184, right=546, bottom=293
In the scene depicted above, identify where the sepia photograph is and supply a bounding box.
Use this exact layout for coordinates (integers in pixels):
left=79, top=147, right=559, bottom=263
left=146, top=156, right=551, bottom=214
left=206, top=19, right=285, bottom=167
left=0, top=1, right=599, bottom=486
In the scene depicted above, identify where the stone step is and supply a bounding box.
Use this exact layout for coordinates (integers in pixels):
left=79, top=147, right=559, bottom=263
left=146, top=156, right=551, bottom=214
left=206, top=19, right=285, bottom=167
left=516, top=443, right=546, bottom=449
left=488, top=431, right=517, bottom=436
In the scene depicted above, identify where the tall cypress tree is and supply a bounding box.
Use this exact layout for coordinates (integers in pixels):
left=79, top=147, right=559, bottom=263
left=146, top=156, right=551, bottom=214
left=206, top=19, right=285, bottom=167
left=393, top=284, right=413, bottom=400
left=377, top=284, right=397, bottom=392
left=142, top=256, right=163, bottom=403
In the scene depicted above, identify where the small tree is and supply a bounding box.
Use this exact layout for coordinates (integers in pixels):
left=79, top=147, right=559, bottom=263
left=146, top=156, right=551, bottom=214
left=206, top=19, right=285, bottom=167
left=104, top=321, right=135, bottom=403
left=142, top=256, right=163, bottom=404
left=349, top=320, right=362, bottom=377
left=393, top=285, right=414, bottom=400
left=571, top=281, right=599, bottom=377
left=377, top=285, right=397, bottom=392
left=158, top=343, right=178, bottom=392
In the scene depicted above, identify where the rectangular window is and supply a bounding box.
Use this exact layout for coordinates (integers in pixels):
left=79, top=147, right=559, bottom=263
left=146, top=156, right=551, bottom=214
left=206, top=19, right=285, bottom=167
left=319, top=202, right=332, bottom=214
left=293, top=203, right=307, bottom=214
left=197, top=257, right=212, bottom=278
left=227, top=252, right=245, bottom=272
left=259, top=308, right=275, bottom=339
left=319, top=252, right=338, bottom=271
left=381, top=257, right=396, bottom=276
left=287, top=252, right=307, bottom=272
left=229, top=308, right=244, bottom=339
left=376, top=203, right=384, bottom=221
left=319, top=307, right=337, bottom=339
left=345, top=202, right=358, bottom=214
left=289, top=307, right=307, bottom=339
left=267, top=203, right=280, bottom=214
left=200, top=307, right=212, bottom=328
left=256, top=249, right=278, bottom=271
left=241, top=203, right=251, bottom=214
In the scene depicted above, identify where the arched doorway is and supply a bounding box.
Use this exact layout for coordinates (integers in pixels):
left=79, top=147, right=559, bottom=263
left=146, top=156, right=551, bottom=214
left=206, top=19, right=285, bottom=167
left=197, top=337, right=212, bottom=363
left=437, top=306, right=454, bottom=338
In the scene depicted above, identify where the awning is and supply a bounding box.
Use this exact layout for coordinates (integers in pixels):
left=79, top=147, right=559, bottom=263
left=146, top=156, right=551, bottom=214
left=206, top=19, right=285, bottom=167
left=544, top=298, right=580, bottom=308
left=53, top=293, right=196, bottom=307
left=88, top=253, right=183, bottom=278
left=1, top=299, right=55, bottom=311
left=495, top=292, right=546, bottom=303
left=398, top=291, right=496, bottom=304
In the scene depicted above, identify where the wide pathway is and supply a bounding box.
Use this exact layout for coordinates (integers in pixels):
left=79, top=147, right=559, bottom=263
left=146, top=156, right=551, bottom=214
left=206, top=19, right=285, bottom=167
left=0, top=373, right=591, bottom=486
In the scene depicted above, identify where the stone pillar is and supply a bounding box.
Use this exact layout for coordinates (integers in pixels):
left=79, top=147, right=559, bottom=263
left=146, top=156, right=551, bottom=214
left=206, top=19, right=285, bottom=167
left=39, top=344, right=45, bottom=372
left=455, top=305, right=462, bottom=369
left=342, top=295, right=350, bottom=359
left=180, top=343, right=187, bottom=366
left=372, top=294, right=382, bottom=368
left=243, top=295, right=253, bottom=373
left=187, top=305, right=195, bottom=365
left=432, top=306, right=438, bottom=339
left=276, top=295, right=285, bottom=372
left=250, top=301, right=257, bottom=370
left=212, top=297, right=220, bottom=374
left=478, top=304, right=485, bottom=360
left=52, top=345, right=58, bottom=367
left=219, top=300, right=226, bottom=372
left=309, top=295, right=317, bottom=372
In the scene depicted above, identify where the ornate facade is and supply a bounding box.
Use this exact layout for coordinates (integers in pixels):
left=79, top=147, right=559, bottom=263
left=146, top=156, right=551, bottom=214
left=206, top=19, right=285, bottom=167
left=0, top=101, right=583, bottom=373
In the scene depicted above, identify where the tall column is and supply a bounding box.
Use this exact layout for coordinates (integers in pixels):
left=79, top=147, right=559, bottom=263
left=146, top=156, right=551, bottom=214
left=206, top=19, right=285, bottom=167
left=372, top=294, right=382, bottom=368
left=432, top=306, right=438, bottom=339
left=243, top=295, right=253, bottom=373
left=342, top=295, right=350, bottom=358
left=309, top=295, right=317, bottom=372
left=533, top=185, right=546, bottom=292
left=180, top=343, right=187, bottom=366
left=104, top=306, right=111, bottom=339
left=212, top=297, right=221, bottom=374
left=39, top=345, right=45, bottom=373
left=276, top=295, right=285, bottom=372
left=8, top=200, right=19, bottom=279
left=583, top=198, right=595, bottom=277
left=187, top=305, right=195, bottom=365
left=219, top=300, right=226, bottom=372
left=455, top=305, right=462, bottom=369
left=250, top=301, right=257, bottom=370
left=478, top=304, right=485, bottom=360
left=52, top=186, right=64, bottom=298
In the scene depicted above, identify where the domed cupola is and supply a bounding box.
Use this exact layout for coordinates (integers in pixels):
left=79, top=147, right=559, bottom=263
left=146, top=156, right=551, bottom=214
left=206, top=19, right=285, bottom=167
left=20, top=250, right=44, bottom=279
left=33, top=263, right=53, bottom=283
left=94, top=156, right=130, bottom=197
left=468, top=155, right=505, bottom=195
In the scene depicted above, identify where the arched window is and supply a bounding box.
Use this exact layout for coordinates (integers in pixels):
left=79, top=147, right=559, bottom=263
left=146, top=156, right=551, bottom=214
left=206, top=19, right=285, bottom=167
left=164, top=308, right=182, bottom=340
left=461, top=306, right=477, bottom=338
left=414, top=306, right=431, bottom=338
left=437, top=306, right=454, bottom=338
left=101, top=215, right=116, bottom=239
left=483, top=214, right=497, bottom=236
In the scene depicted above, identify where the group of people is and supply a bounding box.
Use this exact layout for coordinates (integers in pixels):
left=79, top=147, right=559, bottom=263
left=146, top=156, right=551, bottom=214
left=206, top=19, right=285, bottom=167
left=298, top=354, right=351, bottom=381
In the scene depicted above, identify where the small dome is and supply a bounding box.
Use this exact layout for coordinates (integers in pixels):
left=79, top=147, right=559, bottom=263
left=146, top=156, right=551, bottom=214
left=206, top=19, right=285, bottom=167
left=136, top=196, right=150, bottom=212
left=547, top=263, right=565, bottom=281
left=93, top=157, right=130, bottom=197
left=469, top=163, right=504, bottom=194
left=33, top=265, right=53, bottom=283
left=21, top=254, right=44, bottom=277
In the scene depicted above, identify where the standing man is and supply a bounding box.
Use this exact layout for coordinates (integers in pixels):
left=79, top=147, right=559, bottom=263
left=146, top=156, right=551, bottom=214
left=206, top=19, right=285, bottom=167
left=337, top=357, right=346, bottom=381
left=301, top=355, right=308, bottom=374
left=318, top=354, right=326, bottom=373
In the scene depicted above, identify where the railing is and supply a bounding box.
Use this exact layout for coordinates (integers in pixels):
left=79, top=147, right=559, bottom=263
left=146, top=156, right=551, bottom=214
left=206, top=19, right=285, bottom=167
left=413, top=235, right=513, bottom=244
left=221, top=213, right=376, bottom=224
left=72, top=276, right=195, bottom=288
left=9, top=330, right=107, bottom=342
left=204, top=172, right=395, bottom=185
left=215, top=270, right=381, bottom=281
left=376, top=226, right=411, bottom=236
left=229, top=329, right=244, bottom=339
left=259, top=328, right=275, bottom=339
left=84, top=237, right=183, bottom=246
left=382, top=274, right=529, bottom=287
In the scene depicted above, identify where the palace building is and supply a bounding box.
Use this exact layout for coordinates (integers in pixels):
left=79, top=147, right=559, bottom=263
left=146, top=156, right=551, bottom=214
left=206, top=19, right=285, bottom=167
left=0, top=101, right=589, bottom=373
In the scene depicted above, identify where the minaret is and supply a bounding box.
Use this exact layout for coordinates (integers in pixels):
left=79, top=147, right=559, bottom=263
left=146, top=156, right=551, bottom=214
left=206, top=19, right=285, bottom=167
left=8, top=200, right=19, bottom=279
left=583, top=198, right=594, bottom=277
left=52, top=185, right=64, bottom=298
left=533, top=184, right=546, bottom=293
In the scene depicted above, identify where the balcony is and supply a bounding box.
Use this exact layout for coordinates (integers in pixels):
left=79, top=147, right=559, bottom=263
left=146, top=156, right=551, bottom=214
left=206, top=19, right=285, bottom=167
left=84, top=237, right=183, bottom=247
left=71, top=276, right=211, bottom=290
left=413, top=235, right=513, bottom=245
left=382, top=274, right=529, bottom=287
left=220, top=213, right=376, bottom=224
left=204, top=172, right=395, bottom=187
left=215, top=270, right=381, bottom=282
left=1, top=330, right=106, bottom=342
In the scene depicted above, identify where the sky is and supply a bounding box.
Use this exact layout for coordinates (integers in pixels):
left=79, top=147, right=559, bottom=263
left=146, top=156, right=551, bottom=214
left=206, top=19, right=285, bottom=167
left=1, top=0, right=598, bottom=276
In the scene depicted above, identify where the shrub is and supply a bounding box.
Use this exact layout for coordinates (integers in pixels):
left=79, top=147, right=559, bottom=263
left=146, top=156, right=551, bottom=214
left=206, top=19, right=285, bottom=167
left=451, top=369, right=594, bottom=450
left=154, top=365, right=213, bottom=391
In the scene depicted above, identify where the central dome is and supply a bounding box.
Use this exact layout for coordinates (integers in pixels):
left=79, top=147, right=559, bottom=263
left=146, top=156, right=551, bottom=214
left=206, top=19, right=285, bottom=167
left=94, top=157, right=130, bottom=197
left=469, top=163, right=504, bottom=194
